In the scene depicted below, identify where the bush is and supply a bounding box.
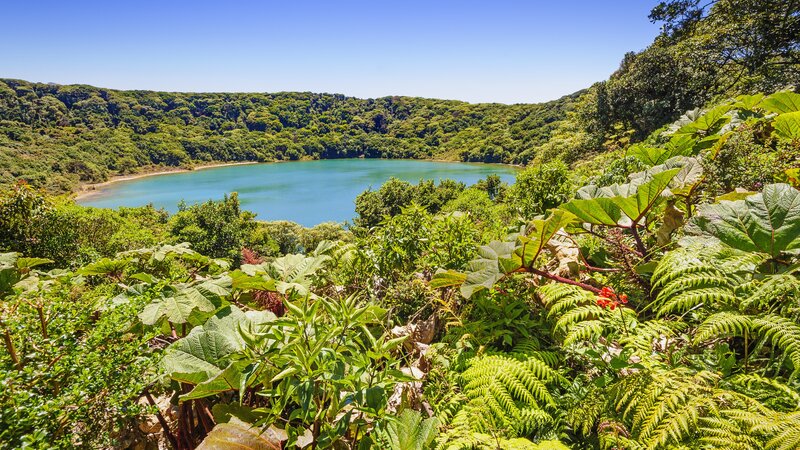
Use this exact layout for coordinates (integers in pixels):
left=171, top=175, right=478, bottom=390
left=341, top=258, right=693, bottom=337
left=508, top=159, right=574, bottom=219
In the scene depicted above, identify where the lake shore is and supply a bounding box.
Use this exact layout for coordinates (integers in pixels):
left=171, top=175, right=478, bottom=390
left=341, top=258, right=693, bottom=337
left=74, top=161, right=259, bottom=200
left=74, top=157, right=522, bottom=202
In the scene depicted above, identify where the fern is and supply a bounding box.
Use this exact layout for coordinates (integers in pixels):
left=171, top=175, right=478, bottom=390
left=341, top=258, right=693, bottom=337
left=728, top=373, right=800, bottom=410
left=538, top=283, right=595, bottom=320
left=436, top=427, right=570, bottom=450
left=554, top=304, right=606, bottom=333
left=755, top=411, right=800, bottom=450
left=753, top=315, right=800, bottom=377
left=606, top=367, right=763, bottom=449
left=538, top=283, right=621, bottom=346
left=741, top=271, right=800, bottom=310
left=693, top=311, right=754, bottom=344
left=727, top=409, right=800, bottom=450
left=698, top=416, right=763, bottom=450
left=649, top=242, right=763, bottom=316
left=562, top=320, right=606, bottom=347
left=619, top=319, right=687, bottom=354
left=452, top=353, right=561, bottom=439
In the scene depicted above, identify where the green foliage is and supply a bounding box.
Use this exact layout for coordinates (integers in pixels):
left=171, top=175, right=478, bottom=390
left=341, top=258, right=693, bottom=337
left=238, top=294, right=407, bottom=448
left=0, top=264, right=158, bottom=448
left=0, top=182, right=168, bottom=266
left=583, top=0, right=800, bottom=141
left=440, top=352, right=561, bottom=443
left=3, top=63, right=800, bottom=450
left=689, top=183, right=800, bottom=257
left=170, top=193, right=256, bottom=263
left=0, top=79, right=578, bottom=193
left=508, top=160, right=573, bottom=219
left=374, top=409, right=439, bottom=450
left=354, top=178, right=466, bottom=229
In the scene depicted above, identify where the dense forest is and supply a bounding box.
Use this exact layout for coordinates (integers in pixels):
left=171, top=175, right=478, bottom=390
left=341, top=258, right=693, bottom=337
left=2, top=0, right=800, bottom=449
left=0, top=79, right=578, bottom=193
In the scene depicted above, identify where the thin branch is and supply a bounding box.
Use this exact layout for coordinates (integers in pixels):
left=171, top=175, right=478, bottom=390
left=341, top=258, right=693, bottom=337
left=521, top=267, right=601, bottom=294
left=143, top=388, right=179, bottom=450
left=630, top=225, right=650, bottom=261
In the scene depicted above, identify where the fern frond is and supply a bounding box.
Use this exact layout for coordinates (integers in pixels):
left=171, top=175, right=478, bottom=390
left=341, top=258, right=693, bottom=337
left=619, top=319, right=687, bottom=354
left=698, top=416, right=762, bottom=450
left=554, top=305, right=606, bottom=333
left=742, top=273, right=800, bottom=311
left=538, top=283, right=595, bottom=320
left=753, top=314, right=800, bottom=376
left=456, top=353, right=559, bottom=437
left=563, top=320, right=606, bottom=346
left=728, top=373, right=800, bottom=406
left=656, top=287, right=737, bottom=316
left=537, top=283, right=593, bottom=307
left=609, top=367, right=764, bottom=449
left=693, top=311, right=754, bottom=344
left=436, top=428, right=569, bottom=450
left=655, top=272, right=730, bottom=303
left=509, top=340, right=560, bottom=368
left=759, top=411, right=800, bottom=450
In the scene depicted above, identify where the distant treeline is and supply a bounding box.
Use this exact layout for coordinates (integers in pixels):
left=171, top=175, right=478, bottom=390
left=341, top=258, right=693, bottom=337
left=0, top=79, right=578, bottom=192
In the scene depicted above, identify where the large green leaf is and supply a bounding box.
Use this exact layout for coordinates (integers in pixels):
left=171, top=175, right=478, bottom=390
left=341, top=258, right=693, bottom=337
left=516, top=209, right=577, bottom=268
left=375, top=409, right=439, bottom=450
left=240, top=253, right=331, bottom=297
left=732, top=93, right=765, bottom=111
left=460, top=241, right=518, bottom=298
left=139, top=276, right=231, bottom=325
left=688, top=183, right=800, bottom=257
left=664, top=133, right=697, bottom=155
left=163, top=306, right=276, bottom=398
left=230, top=270, right=277, bottom=291
left=77, top=257, right=129, bottom=276
left=196, top=418, right=284, bottom=450
left=180, top=362, right=249, bottom=401
left=268, top=254, right=329, bottom=282
left=15, top=257, right=53, bottom=271
left=672, top=104, right=732, bottom=138
left=165, top=330, right=240, bottom=385
left=429, top=269, right=467, bottom=289
left=139, top=287, right=216, bottom=325
left=762, top=91, right=800, bottom=114
left=0, top=253, right=23, bottom=296
left=773, top=111, right=800, bottom=141
left=628, top=145, right=674, bottom=166
left=631, top=157, right=703, bottom=196
left=560, top=197, right=624, bottom=227
left=459, top=211, right=576, bottom=298
left=611, top=168, right=681, bottom=224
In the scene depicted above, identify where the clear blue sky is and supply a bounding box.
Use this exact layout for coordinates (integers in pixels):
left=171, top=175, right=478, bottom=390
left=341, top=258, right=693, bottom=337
left=0, top=1, right=661, bottom=104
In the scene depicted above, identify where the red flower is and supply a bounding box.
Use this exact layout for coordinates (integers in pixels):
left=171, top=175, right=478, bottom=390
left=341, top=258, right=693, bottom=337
left=595, top=287, right=629, bottom=310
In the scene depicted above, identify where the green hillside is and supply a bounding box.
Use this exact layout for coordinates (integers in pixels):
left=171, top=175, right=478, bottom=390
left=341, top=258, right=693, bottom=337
left=0, top=79, right=579, bottom=192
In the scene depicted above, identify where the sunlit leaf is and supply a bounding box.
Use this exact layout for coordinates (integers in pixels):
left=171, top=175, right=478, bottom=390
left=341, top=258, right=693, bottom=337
left=689, top=183, right=800, bottom=257
left=762, top=91, right=800, bottom=114
left=196, top=418, right=284, bottom=450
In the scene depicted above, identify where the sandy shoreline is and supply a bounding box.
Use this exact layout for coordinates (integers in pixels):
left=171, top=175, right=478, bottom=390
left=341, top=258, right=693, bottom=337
left=74, top=161, right=259, bottom=201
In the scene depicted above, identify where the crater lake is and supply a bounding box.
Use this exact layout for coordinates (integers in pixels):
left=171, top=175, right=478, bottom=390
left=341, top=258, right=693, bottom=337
left=78, top=159, right=519, bottom=226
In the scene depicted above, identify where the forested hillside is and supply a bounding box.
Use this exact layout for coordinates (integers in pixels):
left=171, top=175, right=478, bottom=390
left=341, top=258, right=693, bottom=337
left=0, top=79, right=578, bottom=192
left=1, top=0, right=800, bottom=449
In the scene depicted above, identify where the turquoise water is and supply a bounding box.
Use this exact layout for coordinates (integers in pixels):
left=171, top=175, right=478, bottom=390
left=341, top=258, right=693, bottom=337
left=78, top=159, right=518, bottom=226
